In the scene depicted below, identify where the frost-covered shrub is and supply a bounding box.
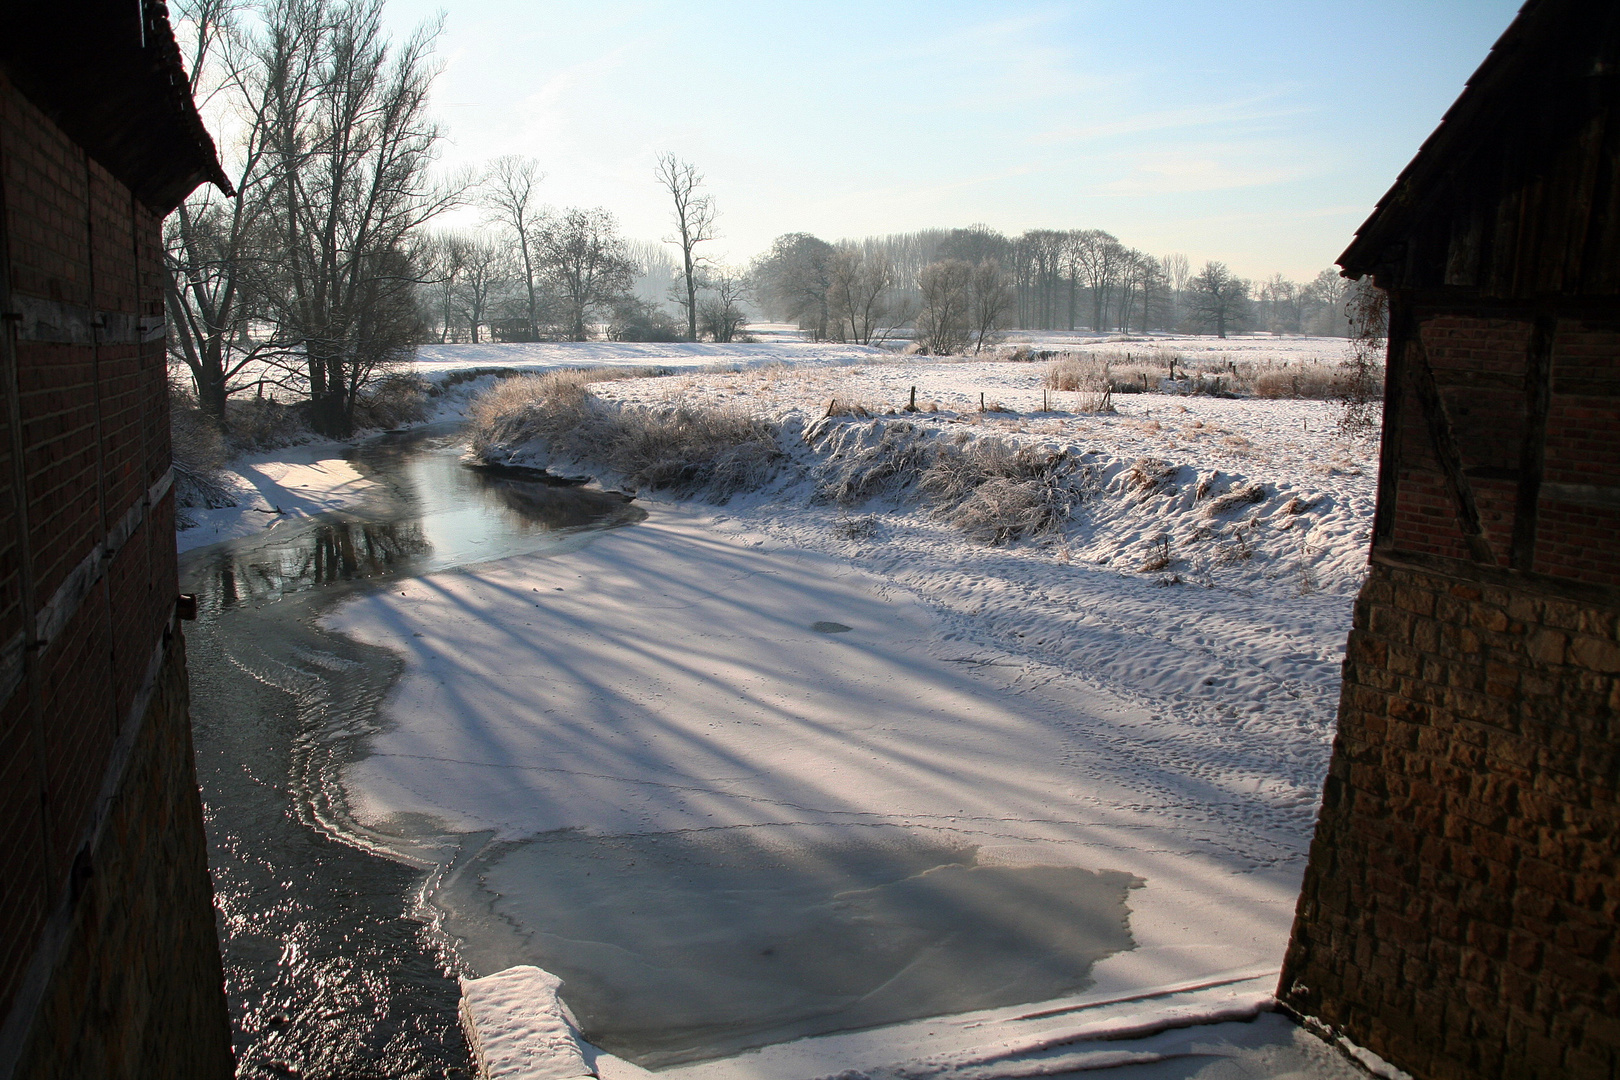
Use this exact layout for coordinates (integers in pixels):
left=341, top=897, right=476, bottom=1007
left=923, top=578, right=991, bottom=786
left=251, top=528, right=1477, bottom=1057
left=811, top=421, right=935, bottom=506
left=354, top=372, right=430, bottom=428
left=170, top=390, right=234, bottom=523
left=921, top=437, right=1074, bottom=544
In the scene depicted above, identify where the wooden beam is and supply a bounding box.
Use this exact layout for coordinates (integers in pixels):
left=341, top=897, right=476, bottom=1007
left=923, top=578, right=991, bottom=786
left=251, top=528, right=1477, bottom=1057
left=1511, top=315, right=1555, bottom=569
left=1409, top=335, right=1497, bottom=565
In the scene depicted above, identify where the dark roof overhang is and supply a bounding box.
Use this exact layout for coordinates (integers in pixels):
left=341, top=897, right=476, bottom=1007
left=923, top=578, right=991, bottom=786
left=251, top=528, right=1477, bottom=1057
left=1, top=0, right=233, bottom=214
left=1337, top=0, right=1620, bottom=282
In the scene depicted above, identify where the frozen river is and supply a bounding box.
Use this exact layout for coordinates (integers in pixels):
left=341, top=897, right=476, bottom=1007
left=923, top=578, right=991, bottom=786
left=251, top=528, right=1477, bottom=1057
left=181, top=427, right=1139, bottom=1075
left=181, top=426, right=641, bottom=1078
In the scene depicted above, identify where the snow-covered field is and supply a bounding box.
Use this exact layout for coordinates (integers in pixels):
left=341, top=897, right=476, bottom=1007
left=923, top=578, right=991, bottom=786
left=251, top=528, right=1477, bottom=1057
left=187, top=337, right=1378, bottom=1077
left=408, top=335, right=889, bottom=379
left=1000, top=330, right=1353, bottom=369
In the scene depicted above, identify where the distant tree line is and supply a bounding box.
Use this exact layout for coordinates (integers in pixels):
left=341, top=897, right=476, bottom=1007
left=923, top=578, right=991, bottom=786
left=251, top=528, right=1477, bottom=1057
left=750, top=225, right=1357, bottom=348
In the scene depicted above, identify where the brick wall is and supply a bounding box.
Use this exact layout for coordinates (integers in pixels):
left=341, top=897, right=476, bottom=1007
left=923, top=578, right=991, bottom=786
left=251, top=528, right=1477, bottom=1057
left=12, top=631, right=234, bottom=1080
left=0, top=66, right=232, bottom=1079
left=1281, top=556, right=1619, bottom=1079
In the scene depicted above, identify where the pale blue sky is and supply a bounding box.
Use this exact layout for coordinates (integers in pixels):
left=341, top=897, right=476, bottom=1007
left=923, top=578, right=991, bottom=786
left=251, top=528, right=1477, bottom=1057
left=385, top=1, right=1523, bottom=280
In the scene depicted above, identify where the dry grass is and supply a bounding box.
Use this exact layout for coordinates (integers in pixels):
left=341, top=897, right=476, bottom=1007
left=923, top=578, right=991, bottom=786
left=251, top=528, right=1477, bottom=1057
left=1137, top=534, right=1173, bottom=572
left=1042, top=348, right=1370, bottom=401
left=469, top=369, right=782, bottom=497
left=1253, top=367, right=1342, bottom=400
left=1125, top=457, right=1180, bottom=496
left=1204, top=482, right=1267, bottom=515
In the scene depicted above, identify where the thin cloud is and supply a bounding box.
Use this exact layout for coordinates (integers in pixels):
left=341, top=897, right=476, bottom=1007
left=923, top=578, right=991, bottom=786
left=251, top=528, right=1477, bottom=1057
left=1031, top=91, right=1307, bottom=146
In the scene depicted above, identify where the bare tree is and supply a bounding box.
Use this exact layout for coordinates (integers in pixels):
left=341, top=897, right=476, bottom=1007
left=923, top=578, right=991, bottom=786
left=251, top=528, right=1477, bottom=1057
left=454, top=236, right=511, bottom=344
left=539, top=207, right=637, bottom=341
left=827, top=246, right=901, bottom=345
left=1117, top=252, right=1169, bottom=333
left=969, top=259, right=1014, bottom=354
left=698, top=269, right=750, bottom=343
left=1160, top=251, right=1191, bottom=329
left=252, top=0, right=456, bottom=436
left=166, top=0, right=280, bottom=423
left=1188, top=261, right=1250, bottom=338
left=1304, top=268, right=1352, bottom=336
left=1071, top=229, right=1126, bottom=332
left=654, top=153, right=717, bottom=341
left=916, top=259, right=975, bottom=355
left=625, top=239, right=681, bottom=310
left=421, top=231, right=470, bottom=341
left=480, top=155, right=544, bottom=340
left=1016, top=230, right=1066, bottom=330
left=1258, top=274, right=1304, bottom=335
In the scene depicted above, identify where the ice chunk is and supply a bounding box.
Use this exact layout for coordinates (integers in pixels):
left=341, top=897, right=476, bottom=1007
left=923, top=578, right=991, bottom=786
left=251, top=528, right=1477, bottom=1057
left=461, top=965, right=594, bottom=1080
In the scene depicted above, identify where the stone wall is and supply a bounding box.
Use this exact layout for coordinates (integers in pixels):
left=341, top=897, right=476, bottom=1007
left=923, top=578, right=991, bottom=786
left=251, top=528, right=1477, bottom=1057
left=1280, top=553, right=1619, bottom=1080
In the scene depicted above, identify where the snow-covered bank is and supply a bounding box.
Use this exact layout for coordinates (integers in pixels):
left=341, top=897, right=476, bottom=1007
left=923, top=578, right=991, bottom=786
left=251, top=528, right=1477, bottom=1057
left=176, top=442, right=383, bottom=554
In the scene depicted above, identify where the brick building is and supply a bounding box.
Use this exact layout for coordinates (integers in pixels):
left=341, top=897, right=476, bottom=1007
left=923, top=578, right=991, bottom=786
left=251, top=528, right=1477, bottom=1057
left=0, top=3, right=235, bottom=1078
left=1279, top=2, right=1619, bottom=1078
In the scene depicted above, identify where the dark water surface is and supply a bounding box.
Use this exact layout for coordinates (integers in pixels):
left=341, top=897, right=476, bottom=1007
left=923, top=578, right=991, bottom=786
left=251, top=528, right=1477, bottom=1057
left=181, top=427, right=642, bottom=1079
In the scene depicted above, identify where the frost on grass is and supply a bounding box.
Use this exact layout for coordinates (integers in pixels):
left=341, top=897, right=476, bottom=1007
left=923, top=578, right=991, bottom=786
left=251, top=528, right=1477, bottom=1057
left=1204, top=482, right=1267, bottom=516
left=466, top=360, right=1376, bottom=580
left=920, top=438, right=1077, bottom=544
left=470, top=369, right=782, bottom=498
left=810, top=420, right=936, bottom=506
left=808, top=419, right=1082, bottom=544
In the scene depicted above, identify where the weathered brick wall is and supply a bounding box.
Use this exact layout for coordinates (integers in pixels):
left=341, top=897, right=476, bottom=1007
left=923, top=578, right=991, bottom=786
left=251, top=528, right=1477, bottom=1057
left=12, top=630, right=234, bottom=1080
left=0, top=66, right=232, bottom=1079
left=1281, top=557, right=1619, bottom=1079
left=1282, top=307, right=1620, bottom=1079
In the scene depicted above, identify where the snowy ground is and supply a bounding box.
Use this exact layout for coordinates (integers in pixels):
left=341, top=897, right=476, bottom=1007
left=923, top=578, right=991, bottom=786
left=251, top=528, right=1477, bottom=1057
left=997, top=330, right=1353, bottom=369
left=407, top=335, right=888, bottom=379
left=176, top=442, right=386, bottom=554
left=184, top=337, right=1379, bottom=1077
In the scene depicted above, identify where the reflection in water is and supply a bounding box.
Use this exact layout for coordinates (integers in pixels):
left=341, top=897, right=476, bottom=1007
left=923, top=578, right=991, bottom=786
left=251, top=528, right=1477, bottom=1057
left=184, top=435, right=640, bottom=1080
left=210, top=521, right=433, bottom=608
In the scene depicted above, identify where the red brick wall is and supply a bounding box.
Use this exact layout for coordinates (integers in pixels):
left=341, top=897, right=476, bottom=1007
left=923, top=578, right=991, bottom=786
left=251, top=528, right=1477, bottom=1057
left=0, top=67, right=229, bottom=1077
left=1382, top=312, right=1620, bottom=585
